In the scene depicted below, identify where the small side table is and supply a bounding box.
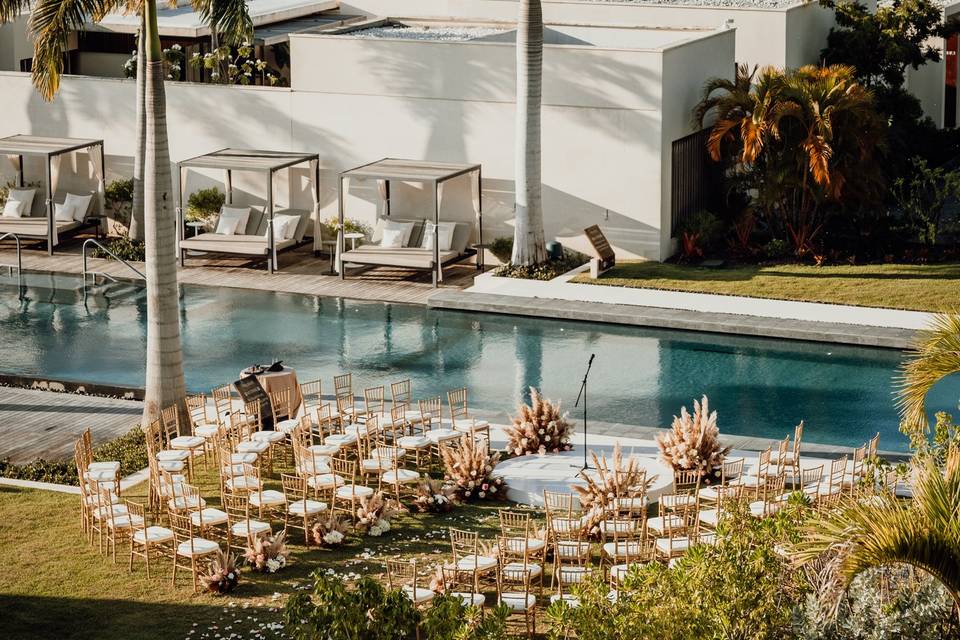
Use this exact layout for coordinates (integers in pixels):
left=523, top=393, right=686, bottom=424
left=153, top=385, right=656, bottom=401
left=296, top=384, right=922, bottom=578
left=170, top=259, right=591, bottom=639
left=186, top=221, right=206, bottom=256
left=343, top=232, right=364, bottom=250
left=472, top=243, right=489, bottom=272
left=321, top=240, right=338, bottom=275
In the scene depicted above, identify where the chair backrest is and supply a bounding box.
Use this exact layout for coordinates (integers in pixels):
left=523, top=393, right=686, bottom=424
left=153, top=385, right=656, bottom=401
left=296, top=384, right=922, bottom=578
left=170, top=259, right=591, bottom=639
left=760, top=474, right=786, bottom=509
left=293, top=443, right=326, bottom=478
left=543, top=490, right=582, bottom=518
left=329, top=457, right=356, bottom=484
left=333, top=373, right=352, bottom=398
left=385, top=558, right=420, bottom=591
left=363, top=386, right=385, bottom=418
left=828, top=455, right=847, bottom=489
left=548, top=514, right=585, bottom=541
left=867, top=432, right=880, bottom=458
left=126, top=499, right=147, bottom=536
left=709, top=483, right=742, bottom=511
left=673, top=469, right=701, bottom=495
left=168, top=510, right=198, bottom=549
left=74, top=438, right=89, bottom=477
left=447, top=387, right=469, bottom=425
left=851, top=445, right=867, bottom=475
left=792, top=421, right=804, bottom=460
left=721, top=458, right=744, bottom=484
left=775, top=436, right=790, bottom=468
left=800, top=465, right=823, bottom=492
left=222, top=492, right=251, bottom=524
left=754, top=447, right=772, bottom=482
left=300, top=379, right=322, bottom=411
left=390, top=379, right=412, bottom=406
left=169, top=482, right=202, bottom=513
left=212, top=384, right=235, bottom=418
left=160, top=405, right=181, bottom=441
left=449, top=527, right=479, bottom=563
left=146, top=419, right=166, bottom=455
left=243, top=401, right=264, bottom=436
left=389, top=403, right=408, bottom=433
left=336, top=392, right=355, bottom=421
left=418, top=397, right=442, bottom=427
left=81, top=428, right=94, bottom=466
left=281, top=473, right=306, bottom=503
left=186, top=394, right=212, bottom=429
left=315, top=404, right=334, bottom=438
left=498, top=509, right=532, bottom=542
left=269, top=389, right=293, bottom=422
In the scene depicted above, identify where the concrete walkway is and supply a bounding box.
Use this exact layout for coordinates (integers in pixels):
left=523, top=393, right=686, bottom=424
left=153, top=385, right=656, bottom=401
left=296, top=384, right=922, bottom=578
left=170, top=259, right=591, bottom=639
left=0, top=387, right=141, bottom=463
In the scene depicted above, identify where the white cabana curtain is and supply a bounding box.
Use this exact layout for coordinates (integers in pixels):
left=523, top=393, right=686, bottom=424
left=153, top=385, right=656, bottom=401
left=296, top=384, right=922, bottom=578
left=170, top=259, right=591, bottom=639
left=269, top=169, right=278, bottom=270
left=176, top=167, right=189, bottom=248
left=49, top=154, right=63, bottom=246
left=6, top=155, right=21, bottom=188
left=436, top=180, right=446, bottom=214
left=90, top=146, right=105, bottom=218
left=376, top=178, right=389, bottom=217
left=308, top=159, right=320, bottom=252
left=223, top=169, right=232, bottom=204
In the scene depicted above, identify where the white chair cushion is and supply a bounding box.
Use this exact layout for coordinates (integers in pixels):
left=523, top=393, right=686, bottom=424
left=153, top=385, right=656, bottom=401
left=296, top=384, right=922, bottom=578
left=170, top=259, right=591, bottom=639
left=277, top=418, right=300, bottom=434
left=699, top=509, right=722, bottom=527
left=231, top=520, right=271, bottom=537
left=288, top=499, right=327, bottom=515
left=107, top=513, right=145, bottom=529
left=157, top=460, right=186, bottom=473
left=454, top=420, right=489, bottom=433
left=402, top=586, right=435, bottom=604
left=602, top=540, right=646, bottom=558
left=87, top=461, right=121, bottom=474
left=92, top=503, right=128, bottom=520
left=306, top=473, right=345, bottom=489
left=194, top=424, right=220, bottom=438
left=397, top=435, right=432, bottom=448
left=382, top=469, right=420, bottom=484
left=362, top=458, right=391, bottom=472
left=222, top=463, right=251, bottom=477
left=251, top=430, right=286, bottom=443
left=610, top=563, right=639, bottom=582
left=748, top=500, right=767, bottom=517
left=156, top=449, right=189, bottom=462
left=426, top=429, right=462, bottom=444
left=249, top=490, right=286, bottom=507
left=307, top=443, right=340, bottom=456
left=191, top=508, right=229, bottom=527
left=177, top=538, right=219, bottom=556
left=498, top=537, right=546, bottom=554
left=660, top=494, right=697, bottom=509
left=646, top=514, right=685, bottom=534
left=297, top=461, right=332, bottom=476
left=84, top=469, right=118, bottom=483
left=502, top=562, right=542, bottom=577
left=236, top=440, right=270, bottom=454
left=612, top=496, right=646, bottom=511
left=133, top=526, right=174, bottom=544
left=335, top=485, right=375, bottom=499
left=597, top=520, right=636, bottom=535
left=229, top=452, right=258, bottom=464
left=455, top=554, right=497, bottom=571
left=500, top=593, right=536, bottom=611
left=451, top=592, right=485, bottom=607
left=325, top=433, right=358, bottom=446
left=549, top=593, right=580, bottom=607
left=168, top=495, right=206, bottom=511
left=655, top=536, right=692, bottom=554
left=170, top=435, right=205, bottom=449
left=226, top=475, right=262, bottom=491
left=698, top=485, right=722, bottom=501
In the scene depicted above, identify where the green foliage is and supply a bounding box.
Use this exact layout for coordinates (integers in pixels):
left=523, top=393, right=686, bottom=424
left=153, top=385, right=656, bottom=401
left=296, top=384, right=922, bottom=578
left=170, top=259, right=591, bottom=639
left=420, top=594, right=510, bottom=640
left=796, top=567, right=958, bottom=640
left=892, top=157, right=960, bottom=246
left=316, top=216, right=373, bottom=242
left=104, top=178, right=134, bottom=207
left=488, top=236, right=514, bottom=263
left=763, top=238, right=791, bottom=260
left=493, top=249, right=587, bottom=281
left=0, top=426, right=147, bottom=485
left=189, top=44, right=283, bottom=86
left=549, top=500, right=809, bottom=640
left=91, top=236, right=146, bottom=262
left=681, top=210, right=724, bottom=255
left=123, top=45, right=185, bottom=81
left=901, top=411, right=960, bottom=468
left=186, top=187, right=226, bottom=224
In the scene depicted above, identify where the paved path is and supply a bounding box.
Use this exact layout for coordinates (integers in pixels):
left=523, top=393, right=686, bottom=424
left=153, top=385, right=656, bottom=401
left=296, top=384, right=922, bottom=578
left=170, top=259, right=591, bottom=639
left=0, top=387, right=141, bottom=463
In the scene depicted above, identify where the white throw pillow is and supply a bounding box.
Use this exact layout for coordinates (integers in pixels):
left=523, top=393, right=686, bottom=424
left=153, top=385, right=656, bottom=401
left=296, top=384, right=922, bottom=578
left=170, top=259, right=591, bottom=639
left=420, top=222, right=456, bottom=251
left=64, top=192, right=93, bottom=222
left=381, top=219, right=415, bottom=247
left=214, top=206, right=250, bottom=235
left=4, top=188, right=36, bottom=217
left=380, top=226, right=406, bottom=248
left=265, top=214, right=300, bottom=242
left=55, top=202, right=77, bottom=222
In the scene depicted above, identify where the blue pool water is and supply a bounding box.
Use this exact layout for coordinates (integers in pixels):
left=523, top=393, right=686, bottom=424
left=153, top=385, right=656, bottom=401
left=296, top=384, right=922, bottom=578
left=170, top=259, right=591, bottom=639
left=1, top=273, right=957, bottom=452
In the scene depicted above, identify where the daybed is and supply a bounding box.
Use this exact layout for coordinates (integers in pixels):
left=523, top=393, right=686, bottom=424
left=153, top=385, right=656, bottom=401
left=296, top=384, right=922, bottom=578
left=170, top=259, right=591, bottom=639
left=179, top=207, right=312, bottom=259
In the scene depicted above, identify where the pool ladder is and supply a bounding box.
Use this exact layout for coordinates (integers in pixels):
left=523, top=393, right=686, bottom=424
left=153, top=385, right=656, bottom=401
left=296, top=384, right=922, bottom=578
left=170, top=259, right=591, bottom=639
left=0, top=232, right=22, bottom=277
left=82, top=238, right=145, bottom=285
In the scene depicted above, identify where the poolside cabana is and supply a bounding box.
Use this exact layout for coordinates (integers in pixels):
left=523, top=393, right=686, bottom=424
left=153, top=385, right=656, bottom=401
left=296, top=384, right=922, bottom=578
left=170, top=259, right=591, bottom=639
left=337, top=158, right=482, bottom=287
left=0, top=135, right=105, bottom=254
left=176, top=148, right=320, bottom=273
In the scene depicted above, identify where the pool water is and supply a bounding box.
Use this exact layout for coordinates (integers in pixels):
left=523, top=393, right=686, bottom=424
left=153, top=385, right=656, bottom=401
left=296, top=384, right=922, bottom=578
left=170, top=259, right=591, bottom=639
left=1, top=273, right=957, bottom=452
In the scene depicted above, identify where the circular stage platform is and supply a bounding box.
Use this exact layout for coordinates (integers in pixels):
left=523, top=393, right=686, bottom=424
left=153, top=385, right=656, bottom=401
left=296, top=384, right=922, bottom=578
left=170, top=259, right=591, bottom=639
left=490, top=442, right=675, bottom=507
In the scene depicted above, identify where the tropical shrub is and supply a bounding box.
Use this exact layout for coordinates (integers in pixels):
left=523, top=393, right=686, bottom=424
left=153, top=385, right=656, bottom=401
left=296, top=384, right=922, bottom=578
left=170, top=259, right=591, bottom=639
left=316, top=216, right=373, bottom=243
left=493, top=248, right=587, bottom=281
left=440, top=437, right=505, bottom=502
left=679, top=210, right=724, bottom=260
left=420, top=594, right=509, bottom=640
left=656, top=395, right=731, bottom=482
left=488, top=235, right=514, bottom=263
left=891, top=157, right=960, bottom=246
left=185, top=187, right=225, bottom=224
left=189, top=43, right=284, bottom=86
left=90, top=236, right=146, bottom=262
left=505, top=387, right=573, bottom=456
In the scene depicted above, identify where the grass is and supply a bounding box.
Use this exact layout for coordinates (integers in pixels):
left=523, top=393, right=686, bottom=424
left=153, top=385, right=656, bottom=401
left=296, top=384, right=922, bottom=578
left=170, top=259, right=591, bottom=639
left=0, top=458, right=520, bottom=640
left=570, top=261, right=960, bottom=313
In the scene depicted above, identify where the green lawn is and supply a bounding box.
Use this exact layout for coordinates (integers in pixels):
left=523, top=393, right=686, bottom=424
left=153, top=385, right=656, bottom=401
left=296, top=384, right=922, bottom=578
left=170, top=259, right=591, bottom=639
left=0, top=463, right=515, bottom=640
left=570, top=261, right=960, bottom=313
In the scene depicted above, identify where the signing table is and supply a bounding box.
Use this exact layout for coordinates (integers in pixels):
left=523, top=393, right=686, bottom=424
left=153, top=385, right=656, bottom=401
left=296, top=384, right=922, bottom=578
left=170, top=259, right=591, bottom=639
left=238, top=365, right=303, bottom=418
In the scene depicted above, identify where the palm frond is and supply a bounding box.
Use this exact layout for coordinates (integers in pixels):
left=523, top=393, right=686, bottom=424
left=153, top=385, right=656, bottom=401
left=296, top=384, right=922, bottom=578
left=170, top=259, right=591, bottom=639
left=0, top=0, right=31, bottom=23
left=194, top=0, right=252, bottom=45
left=897, top=314, right=960, bottom=431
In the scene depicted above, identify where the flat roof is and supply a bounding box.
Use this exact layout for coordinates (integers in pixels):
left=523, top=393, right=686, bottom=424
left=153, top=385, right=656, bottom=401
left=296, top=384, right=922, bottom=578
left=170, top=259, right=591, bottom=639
left=179, top=148, right=318, bottom=172
left=0, top=135, right=103, bottom=157
left=91, top=0, right=339, bottom=38
left=341, top=158, right=481, bottom=182
left=255, top=13, right=362, bottom=46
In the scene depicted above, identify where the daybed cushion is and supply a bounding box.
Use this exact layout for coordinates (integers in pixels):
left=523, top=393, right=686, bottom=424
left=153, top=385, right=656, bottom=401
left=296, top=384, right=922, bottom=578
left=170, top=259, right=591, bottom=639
left=371, top=218, right=425, bottom=248
left=180, top=233, right=297, bottom=256
left=64, top=193, right=94, bottom=223
left=421, top=221, right=456, bottom=251
left=340, top=246, right=459, bottom=270
left=215, top=206, right=251, bottom=235
left=265, top=209, right=310, bottom=243
left=3, top=188, right=35, bottom=217
left=0, top=217, right=82, bottom=238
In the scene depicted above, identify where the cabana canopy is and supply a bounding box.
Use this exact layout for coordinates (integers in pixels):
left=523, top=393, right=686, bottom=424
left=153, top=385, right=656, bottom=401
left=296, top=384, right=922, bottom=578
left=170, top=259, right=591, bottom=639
left=337, top=158, right=482, bottom=287
left=176, top=148, right=320, bottom=273
left=0, top=135, right=105, bottom=254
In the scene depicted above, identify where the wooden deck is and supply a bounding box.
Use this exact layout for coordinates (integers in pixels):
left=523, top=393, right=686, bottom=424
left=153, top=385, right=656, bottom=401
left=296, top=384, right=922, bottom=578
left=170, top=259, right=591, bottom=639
left=0, top=235, right=478, bottom=305
left=0, top=387, right=141, bottom=464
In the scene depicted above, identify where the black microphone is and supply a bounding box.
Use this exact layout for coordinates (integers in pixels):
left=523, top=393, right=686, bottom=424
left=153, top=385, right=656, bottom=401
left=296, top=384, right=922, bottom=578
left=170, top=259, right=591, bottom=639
left=588, top=353, right=595, bottom=366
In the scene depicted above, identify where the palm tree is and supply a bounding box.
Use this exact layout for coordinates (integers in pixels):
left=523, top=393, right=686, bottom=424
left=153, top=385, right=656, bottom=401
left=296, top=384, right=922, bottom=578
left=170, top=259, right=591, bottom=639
left=3, top=0, right=252, bottom=429
left=510, top=0, right=547, bottom=266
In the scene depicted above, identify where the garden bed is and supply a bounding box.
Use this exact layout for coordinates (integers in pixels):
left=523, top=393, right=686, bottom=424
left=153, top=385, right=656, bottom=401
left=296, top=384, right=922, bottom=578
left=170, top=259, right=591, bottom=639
left=571, top=261, right=960, bottom=313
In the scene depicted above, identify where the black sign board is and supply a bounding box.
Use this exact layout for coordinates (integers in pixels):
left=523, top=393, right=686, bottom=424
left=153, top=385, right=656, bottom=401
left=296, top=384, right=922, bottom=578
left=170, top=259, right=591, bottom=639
left=584, top=225, right=616, bottom=272
left=233, top=375, right=275, bottom=430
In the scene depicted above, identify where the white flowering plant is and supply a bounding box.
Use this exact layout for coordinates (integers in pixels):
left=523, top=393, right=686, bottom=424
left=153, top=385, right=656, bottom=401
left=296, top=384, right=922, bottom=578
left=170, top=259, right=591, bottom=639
left=505, top=387, right=574, bottom=456
left=440, top=436, right=506, bottom=502
left=122, top=45, right=185, bottom=81
left=243, top=530, right=289, bottom=573
left=188, top=43, right=284, bottom=86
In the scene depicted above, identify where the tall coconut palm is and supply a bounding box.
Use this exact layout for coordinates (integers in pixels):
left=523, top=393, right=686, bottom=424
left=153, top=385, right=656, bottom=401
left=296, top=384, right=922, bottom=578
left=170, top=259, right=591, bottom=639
left=510, top=0, right=547, bottom=266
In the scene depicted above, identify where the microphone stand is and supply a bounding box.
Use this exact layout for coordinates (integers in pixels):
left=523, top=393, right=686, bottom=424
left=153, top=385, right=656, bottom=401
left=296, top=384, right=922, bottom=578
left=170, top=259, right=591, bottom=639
left=574, top=354, right=595, bottom=472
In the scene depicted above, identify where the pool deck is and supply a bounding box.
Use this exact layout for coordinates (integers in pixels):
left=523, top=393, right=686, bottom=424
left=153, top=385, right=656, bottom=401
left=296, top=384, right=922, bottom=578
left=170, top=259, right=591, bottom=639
left=0, top=387, right=141, bottom=464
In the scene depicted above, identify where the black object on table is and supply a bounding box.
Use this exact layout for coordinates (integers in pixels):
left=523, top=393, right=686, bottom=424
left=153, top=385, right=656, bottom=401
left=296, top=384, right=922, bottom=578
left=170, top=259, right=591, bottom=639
left=234, top=375, right=275, bottom=430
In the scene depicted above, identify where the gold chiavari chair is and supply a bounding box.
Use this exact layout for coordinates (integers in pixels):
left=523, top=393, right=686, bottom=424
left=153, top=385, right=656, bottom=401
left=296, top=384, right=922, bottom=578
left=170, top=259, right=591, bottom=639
left=390, top=379, right=426, bottom=429
left=661, top=469, right=701, bottom=512
left=733, top=447, right=772, bottom=499
left=380, top=437, right=421, bottom=506
left=697, top=483, right=742, bottom=531
left=389, top=404, right=431, bottom=472
left=362, top=386, right=385, bottom=424
left=440, top=565, right=486, bottom=608
left=798, top=464, right=824, bottom=502
left=815, top=455, right=848, bottom=508
left=269, top=389, right=294, bottom=424
left=333, top=372, right=353, bottom=398
left=605, top=522, right=654, bottom=588
left=386, top=559, right=436, bottom=608
left=844, top=445, right=868, bottom=496
left=185, top=394, right=221, bottom=468
left=282, top=473, right=327, bottom=546
left=79, top=428, right=121, bottom=495
left=331, top=458, right=372, bottom=525
left=498, top=509, right=547, bottom=563
left=160, top=404, right=205, bottom=478
left=299, top=378, right=325, bottom=416
left=249, top=472, right=287, bottom=524
left=771, top=422, right=804, bottom=483
left=222, top=492, right=271, bottom=553
left=420, top=396, right=462, bottom=459
left=496, top=558, right=537, bottom=638
left=448, top=527, right=498, bottom=595
left=447, top=387, right=491, bottom=442
left=98, top=486, right=143, bottom=563
left=128, top=499, right=174, bottom=578
left=549, top=516, right=592, bottom=594
left=749, top=473, right=786, bottom=518
left=302, top=448, right=344, bottom=506
left=698, top=457, right=745, bottom=505
left=653, top=501, right=700, bottom=562
left=166, top=478, right=206, bottom=514
left=169, top=510, right=220, bottom=593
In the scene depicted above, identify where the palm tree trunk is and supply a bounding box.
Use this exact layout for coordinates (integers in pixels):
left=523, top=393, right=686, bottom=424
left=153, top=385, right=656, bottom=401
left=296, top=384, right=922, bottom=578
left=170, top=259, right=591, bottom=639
left=510, top=0, right=547, bottom=267
left=129, top=16, right=146, bottom=242
left=141, top=0, right=187, bottom=430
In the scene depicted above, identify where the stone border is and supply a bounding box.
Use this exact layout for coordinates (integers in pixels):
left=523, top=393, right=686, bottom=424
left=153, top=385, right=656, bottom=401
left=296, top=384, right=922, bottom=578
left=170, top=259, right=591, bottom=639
left=428, top=289, right=916, bottom=349
left=0, top=467, right=149, bottom=494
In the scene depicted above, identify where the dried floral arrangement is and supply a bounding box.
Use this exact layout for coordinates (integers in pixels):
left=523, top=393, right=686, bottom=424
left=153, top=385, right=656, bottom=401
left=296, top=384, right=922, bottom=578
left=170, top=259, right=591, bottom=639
left=440, top=436, right=506, bottom=501
left=311, top=514, right=352, bottom=547
left=202, top=550, right=240, bottom=595
left=413, top=479, right=457, bottom=514
left=356, top=491, right=402, bottom=536
left=574, top=442, right=654, bottom=534
left=656, top=395, right=731, bottom=482
left=244, top=530, right=289, bottom=573
left=505, top=388, right=574, bottom=456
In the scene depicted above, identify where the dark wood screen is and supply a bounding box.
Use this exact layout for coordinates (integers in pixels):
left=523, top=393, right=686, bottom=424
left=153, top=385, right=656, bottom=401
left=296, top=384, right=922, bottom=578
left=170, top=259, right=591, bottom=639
left=670, top=128, right=722, bottom=237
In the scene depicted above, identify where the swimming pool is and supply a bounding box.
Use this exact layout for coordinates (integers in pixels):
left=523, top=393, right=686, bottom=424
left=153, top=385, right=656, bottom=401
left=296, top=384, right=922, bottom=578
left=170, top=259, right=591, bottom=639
left=1, top=272, right=957, bottom=452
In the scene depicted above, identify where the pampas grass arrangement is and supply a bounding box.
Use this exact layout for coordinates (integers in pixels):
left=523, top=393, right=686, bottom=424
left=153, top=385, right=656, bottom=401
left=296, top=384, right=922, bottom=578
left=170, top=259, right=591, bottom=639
left=356, top=491, right=402, bottom=536
left=440, top=436, right=506, bottom=501
left=311, top=513, right=351, bottom=547
left=656, top=395, right=731, bottom=482
left=505, top=388, right=574, bottom=456
left=413, top=479, right=457, bottom=514
left=243, top=530, right=289, bottom=573
left=202, top=550, right=240, bottom=594
left=574, top=442, right=653, bottom=533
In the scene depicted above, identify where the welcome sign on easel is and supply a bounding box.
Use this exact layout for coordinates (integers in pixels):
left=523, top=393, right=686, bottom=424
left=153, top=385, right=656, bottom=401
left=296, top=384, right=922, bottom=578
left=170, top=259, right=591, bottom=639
left=584, top=225, right=616, bottom=276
